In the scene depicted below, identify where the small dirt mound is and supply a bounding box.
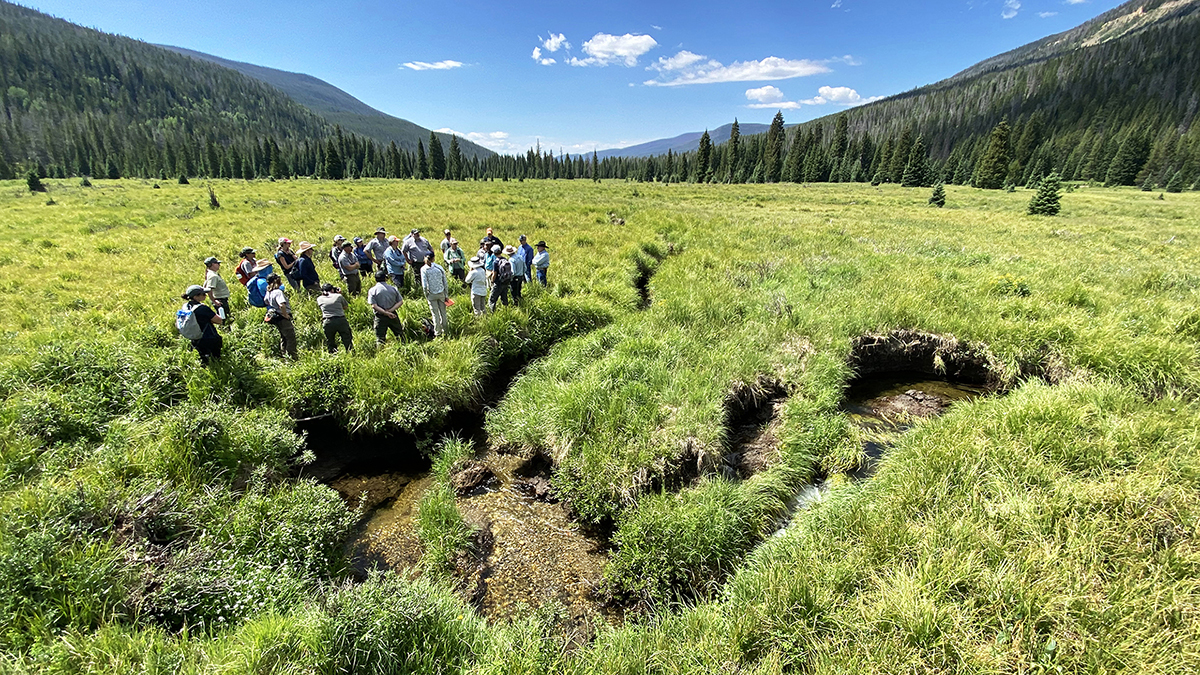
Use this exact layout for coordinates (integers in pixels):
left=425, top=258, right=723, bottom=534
left=849, top=329, right=996, bottom=387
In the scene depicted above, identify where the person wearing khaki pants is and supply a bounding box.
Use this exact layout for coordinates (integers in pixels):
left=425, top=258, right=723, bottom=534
left=421, top=253, right=449, bottom=338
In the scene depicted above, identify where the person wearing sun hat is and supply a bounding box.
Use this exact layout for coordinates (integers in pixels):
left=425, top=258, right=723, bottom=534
left=293, top=241, right=321, bottom=294
left=177, top=284, right=223, bottom=364
left=532, top=240, right=550, bottom=286
left=464, top=256, right=488, bottom=316
left=235, top=246, right=257, bottom=286
left=202, top=256, right=232, bottom=321
left=366, top=227, right=390, bottom=271
left=402, top=228, right=434, bottom=289
left=383, top=235, right=407, bottom=288
left=274, top=238, right=300, bottom=291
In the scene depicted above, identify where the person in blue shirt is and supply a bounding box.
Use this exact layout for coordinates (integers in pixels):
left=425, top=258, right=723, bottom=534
left=383, top=236, right=407, bottom=288
left=353, top=237, right=374, bottom=276
left=518, top=234, right=535, bottom=283
left=246, top=259, right=274, bottom=308
left=506, top=245, right=527, bottom=306
left=531, top=241, right=550, bottom=286
left=293, top=241, right=322, bottom=294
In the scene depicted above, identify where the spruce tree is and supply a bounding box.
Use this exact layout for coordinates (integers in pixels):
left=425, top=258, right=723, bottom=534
left=1104, top=131, right=1150, bottom=186
left=727, top=119, right=740, bottom=183
left=696, top=130, right=713, bottom=183
left=416, top=141, right=428, bottom=179
left=592, top=150, right=600, bottom=182
left=973, top=119, right=1012, bottom=189
left=0, top=153, right=12, bottom=180
left=1140, top=174, right=1154, bottom=191
left=323, top=140, right=344, bottom=179
left=763, top=112, right=785, bottom=183
left=783, top=129, right=804, bottom=183
left=1027, top=172, right=1062, bottom=216
left=832, top=114, right=850, bottom=163
left=1165, top=170, right=1185, bottom=193
left=929, top=182, right=946, bottom=207
left=26, top=169, right=45, bottom=192
left=428, top=133, right=446, bottom=180
left=447, top=136, right=462, bottom=180
left=901, top=136, right=932, bottom=187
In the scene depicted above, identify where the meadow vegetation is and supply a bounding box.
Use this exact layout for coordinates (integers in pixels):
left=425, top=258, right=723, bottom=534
left=0, top=176, right=1197, bottom=673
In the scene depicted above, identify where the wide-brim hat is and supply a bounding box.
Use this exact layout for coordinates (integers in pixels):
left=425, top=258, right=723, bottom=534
left=535, top=241, right=549, bottom=248
left=449, top=238, right=458, bottom=245
left=204, top=256, right=221, bottom=266
left=252, top=259, right=273, bottom=273
left=296, top=241, right=315, bottom=254
left=375, top=227, right=387, bottom=234
left=410, top=228, right=420, bottom=235
left=468, top=257, right=483, bottom=268
left=503, top=245, right=516, bottom=255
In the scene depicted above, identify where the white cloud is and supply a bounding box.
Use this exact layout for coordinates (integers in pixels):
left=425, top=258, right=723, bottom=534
left=1064, top=0, right=1086, bottom=4
left=435, top=128, right=518, bottom=153
left=745, top=85, right=786, bottom=103
left=569, top=33, right=658, bottom=67
left=1038, top=11, right=1057, bottom=16
left=542, top=32, right=570, bottom=52
left=652, top=50, right=708, bottom=72
left=531, top=47, right=555, bottom=65
left=746, top=85, right=882, bottom=109
left=651, top=24, right=662, bottom=30
left=1002, top=0, right=1020, bottom=19
left=401, top=60, right=464, bottom=71
left=646, top=53, right=831, bottom=86
left=831, top=0, right=842, bottom=7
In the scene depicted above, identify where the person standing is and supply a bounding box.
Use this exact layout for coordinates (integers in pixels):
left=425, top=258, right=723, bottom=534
left=505, top=245, right=526, bottom=307
left=489, top=247, right=512, bottom=311
left=365, top=228, right=390, bottom=271
left=518, top=235, right=535, bottom=283
left=353, top=237, right=374, bottom=277
left=330, top=235, right=346, bottom=276
left=383, top=235, right=407, bottom=288
left=366, top=270, right=404, bottom=345
left=440, top=229, right=453, bottom=256
left=421, top=253, right=449, bottom=337
left=235, top=247, right=257, bottom=286
left=293, top=241, right=321, bottom=294
left=444, top=238, right=466, bottom=282
left=203, top=256, right=232, bottom=321
left=316, top=283, right=353, bottom=353
left=264, top=273, right=297, bottom=359
left=532, top=241, right=551, bottom=286
left=464, top=257, right=488, bottom=316
left=483, top=227, right=503, bottom=253
left=337, top=241, right=362, bottom=296
left=403, top=229, right=434, bottom=289
left=177, top=285, right=223, bottom=364
left=274, top=238, right=300, bottom=291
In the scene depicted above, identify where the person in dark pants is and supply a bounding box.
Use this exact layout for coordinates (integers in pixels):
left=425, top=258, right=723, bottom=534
left=293, top=241, right=321, bottom=295
left=504, top=245, right=525, bottom=306
left=264, top=273, right=297, bottom=359
left=178, top=285, right=223, bottom=364
left=316, top=283, right=352, bottom=353
left=367, top=270, right=405, bottom=345
left=531, top=240, right=550, bottom=286
left=488, top=248, right=512, bottom=311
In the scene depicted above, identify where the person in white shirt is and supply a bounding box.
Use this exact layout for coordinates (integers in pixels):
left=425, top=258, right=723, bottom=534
left=463, top=256, right=488, bottom=316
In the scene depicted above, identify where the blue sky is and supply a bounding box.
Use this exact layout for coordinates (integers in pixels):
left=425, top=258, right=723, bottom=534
left=24, top=0, right=1125, bottom=155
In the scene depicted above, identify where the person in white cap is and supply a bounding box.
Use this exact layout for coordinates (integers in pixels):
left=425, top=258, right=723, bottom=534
left=504, top=245, right=525, bottom=307
left=329, top=235, right=346, bottom=275
left=440, top=228, right=454, bottom=255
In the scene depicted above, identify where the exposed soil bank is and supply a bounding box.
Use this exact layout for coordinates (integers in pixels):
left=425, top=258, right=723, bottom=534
left=721, top=378, right=790, bottom=479
left=848, top=329, right=999, bottom=389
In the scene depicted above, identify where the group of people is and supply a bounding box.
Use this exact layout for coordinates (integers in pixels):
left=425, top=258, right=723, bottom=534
left=176, top=226, right=552, bottom=363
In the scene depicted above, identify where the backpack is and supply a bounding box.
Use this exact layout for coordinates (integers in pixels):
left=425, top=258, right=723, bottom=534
left=421, top=318, right=435, bottom=339
left=234, top=263, right=252, bottom=286
left=247, top=277, right=268, bottom=308
left=495, top=258, right=513, bottom=283
left=176, top=302, right=204, bottom=340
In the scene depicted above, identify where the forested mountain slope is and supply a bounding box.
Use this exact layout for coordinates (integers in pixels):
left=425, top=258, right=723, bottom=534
left=160, top=45, right=491, bottom=159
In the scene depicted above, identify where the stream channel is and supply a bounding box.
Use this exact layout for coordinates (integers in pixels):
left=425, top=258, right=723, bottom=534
left=298, top=369, right=985, bottom=632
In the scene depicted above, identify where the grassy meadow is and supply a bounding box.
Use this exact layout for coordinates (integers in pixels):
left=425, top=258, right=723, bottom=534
left=0, top=176, right=1198, bottom=673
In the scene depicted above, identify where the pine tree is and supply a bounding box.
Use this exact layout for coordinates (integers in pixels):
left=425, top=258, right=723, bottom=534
left=973, top=118, right=1012, bottom=189
left=1105, top=131, right=1150, bottom=186
left=727, top=119, right=740, bottom=183
left=1027, top=172, right=1062, bottom=216
left=783, top=129, right=804, bottom=183
left=323, top=139, right=344, bottom=179
left=1165, top=170, right=1184, bottom=193
left=696, top=130, right=713, bottom=182
left=592, top=150, right=600, bottom=182
left=0, top=153, right=12, bottom=180
left=105, top=156, right=121, bottom=179
left=901, top=136, right=932, bottom=187
left=26, top=169, right=45, bottom=192
left=428, top=133, right=446, bottom=180
left=832, top=114, right=850, bottom=163
left=1140, top=174, right=1154, bottom=191
left=763, top=112, right=785, bottom=183
left=416, top=141, right=428, bottom=179
left=447, top=136, right=462, bottom=181
left=929, top=182, right=946, bottom=207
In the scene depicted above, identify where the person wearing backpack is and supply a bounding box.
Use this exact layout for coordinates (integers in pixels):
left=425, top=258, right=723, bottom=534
left=504, top=245, right=526, bottom=307
left=177, top=285, right=223, bottom=364
left=489, top=247, right=512, bottom=311
left=264, top=273, right=297, bottom=359
left=246, top=259, right=273, bottom=309
left=235, top=247, right=257, bottom=286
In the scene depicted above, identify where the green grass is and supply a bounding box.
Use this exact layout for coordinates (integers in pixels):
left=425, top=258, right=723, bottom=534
left=0, top=177, right=1198, bottom=673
